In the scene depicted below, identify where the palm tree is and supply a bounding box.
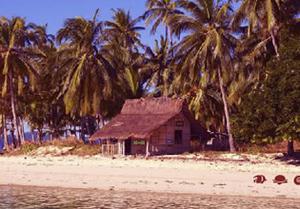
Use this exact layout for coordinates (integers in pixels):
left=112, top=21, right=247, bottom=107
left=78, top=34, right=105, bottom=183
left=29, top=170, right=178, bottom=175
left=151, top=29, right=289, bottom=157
left=168, top=0, right=238, bottom=152
left=144, top=0, right=181, bottom=43
left=57, top=10, right=115, bottom=117
left=232, top=0, right=300, bottom=57
left=103, top=9, right=148, bottom=99
left=0, top=17, right=46, bottom=147
left=144, top=36, right=174, bottom=96
left=104, top=9, right=145, bottom=51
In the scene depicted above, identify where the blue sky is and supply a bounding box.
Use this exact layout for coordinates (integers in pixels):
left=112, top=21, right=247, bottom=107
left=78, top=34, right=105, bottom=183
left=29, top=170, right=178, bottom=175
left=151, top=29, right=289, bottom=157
left=0, top=0, right=162, bottom=46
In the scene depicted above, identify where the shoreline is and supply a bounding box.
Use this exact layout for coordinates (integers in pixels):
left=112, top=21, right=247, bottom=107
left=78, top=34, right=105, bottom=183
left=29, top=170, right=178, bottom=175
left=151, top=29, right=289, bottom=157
left=1, top=155, right=300, bottom=198
left=1, top=184, right=300, bottom=201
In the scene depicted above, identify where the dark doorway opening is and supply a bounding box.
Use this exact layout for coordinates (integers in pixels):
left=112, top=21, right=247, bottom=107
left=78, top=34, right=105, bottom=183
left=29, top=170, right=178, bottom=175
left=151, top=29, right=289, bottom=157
left=125, top=139, right=131, bottom=155
left=175, top=130, right=183, bottom=144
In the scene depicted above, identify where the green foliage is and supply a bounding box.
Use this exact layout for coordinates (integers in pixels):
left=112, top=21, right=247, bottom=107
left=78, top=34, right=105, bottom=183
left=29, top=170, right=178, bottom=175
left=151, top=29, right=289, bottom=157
left=144, top=0, right=181, bottom=35
left=57, top=11, right=113, bottom=117
left=102, top=9, right=149, bottom=103
left=0, top=17, right=47, bottom=97
left=144, top=36, right=174, bottom=96
left=232, top=25, right=300, bottom=145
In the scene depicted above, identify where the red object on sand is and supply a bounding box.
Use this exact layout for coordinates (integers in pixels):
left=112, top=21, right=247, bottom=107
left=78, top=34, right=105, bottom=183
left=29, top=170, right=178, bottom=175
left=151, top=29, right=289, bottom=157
left=273, top=175, right=288, bottom=185
left=294, top=176, right=300, bottom=185
left=253, top=175, right=267, bottom=184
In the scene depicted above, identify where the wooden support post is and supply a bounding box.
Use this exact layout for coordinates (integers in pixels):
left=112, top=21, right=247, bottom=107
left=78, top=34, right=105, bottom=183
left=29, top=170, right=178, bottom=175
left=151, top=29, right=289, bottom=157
left=146, top=139, right=150, bottom=157
left=107, top=140, right=111, bottom=155
left=122, top=140, right=125, bottom=155
left=118, top=141, right=122, bottom=155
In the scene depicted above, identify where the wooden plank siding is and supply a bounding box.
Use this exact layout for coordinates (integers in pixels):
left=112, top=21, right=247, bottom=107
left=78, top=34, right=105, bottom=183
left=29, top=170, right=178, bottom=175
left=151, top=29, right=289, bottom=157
left=149, top=113, right=191, bottom=155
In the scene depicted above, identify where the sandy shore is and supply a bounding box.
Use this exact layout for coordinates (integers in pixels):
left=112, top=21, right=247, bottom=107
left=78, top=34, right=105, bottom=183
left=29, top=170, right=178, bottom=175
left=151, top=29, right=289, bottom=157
left=1, top=154, right=300, bottom=198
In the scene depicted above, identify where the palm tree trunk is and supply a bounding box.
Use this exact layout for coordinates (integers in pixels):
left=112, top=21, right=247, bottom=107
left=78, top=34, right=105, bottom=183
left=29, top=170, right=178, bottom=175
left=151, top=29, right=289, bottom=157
left=18, top=117, right=25, bottom=144
left=165, top=26, right=169, bottom=43
left=270, top=29, right=279, bottom=58
left=4, top=115, right=9, bottom=151
left=38, top=128, right=43, bottom=144
left=31, top=128, right=35, bottom=142
left=80, top=117, right=85, bottom=143
left=169, top=27, right=174, bottom=58
left=1, top=114, right=9, bottom=151
left=9, top=69, right=20, bottom=147
left=11, top=129, right=17, bottom=148
left=217, top=67, right=236, bottom=152
left=287, top=139, right=294, bottom=156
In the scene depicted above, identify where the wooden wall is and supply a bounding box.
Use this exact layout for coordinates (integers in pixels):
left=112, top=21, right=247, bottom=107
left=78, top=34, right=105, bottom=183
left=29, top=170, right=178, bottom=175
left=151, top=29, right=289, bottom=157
left=149, top=113, right=191, bottom=155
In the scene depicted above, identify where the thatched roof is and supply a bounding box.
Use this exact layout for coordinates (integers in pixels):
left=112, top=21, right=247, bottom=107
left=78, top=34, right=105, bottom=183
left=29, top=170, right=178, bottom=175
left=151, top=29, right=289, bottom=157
left=90, top=97, right=206, bottom=140
left=121, top=97, right=183, bottom=115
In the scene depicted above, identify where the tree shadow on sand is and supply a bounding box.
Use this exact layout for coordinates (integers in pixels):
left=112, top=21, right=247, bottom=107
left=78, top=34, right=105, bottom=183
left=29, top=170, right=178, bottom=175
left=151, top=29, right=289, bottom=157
left=274, top=151, right=300, bottom=166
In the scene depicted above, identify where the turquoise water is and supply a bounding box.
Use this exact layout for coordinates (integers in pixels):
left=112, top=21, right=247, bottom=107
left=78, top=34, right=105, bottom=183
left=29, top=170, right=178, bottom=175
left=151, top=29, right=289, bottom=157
left=0, top=185, right=299, bottom=209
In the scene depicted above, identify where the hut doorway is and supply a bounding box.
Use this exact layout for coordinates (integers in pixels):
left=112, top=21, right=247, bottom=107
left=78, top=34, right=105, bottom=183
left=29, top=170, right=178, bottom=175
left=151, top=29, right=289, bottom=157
left=124, top=139, right=131, bottom=155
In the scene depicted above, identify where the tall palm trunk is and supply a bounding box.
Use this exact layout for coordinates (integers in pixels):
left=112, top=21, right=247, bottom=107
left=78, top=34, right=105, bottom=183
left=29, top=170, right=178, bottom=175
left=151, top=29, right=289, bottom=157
left=217, top=67, right=236, bottom=152
left=287, top=139, right=294, bottom=156
left=31, top=128, right=35, bottom=142
left=270, top=29, right=279, bottom=58
left=165, top=26, right=169, bottom=43
left=1, top=114, right=9, bottom=151
left=80, top=117, right=86, bottom=143
left=38, top=128, right=43, bottom=144
left=169, top=27, right=174, bottom=58
left=11, top=129, right=17, bottom=148
left=165, top=26, right=175, bottom=58
left=18, top=117, right=25, bottom=144
left=9, top=69, right=20, bottom=147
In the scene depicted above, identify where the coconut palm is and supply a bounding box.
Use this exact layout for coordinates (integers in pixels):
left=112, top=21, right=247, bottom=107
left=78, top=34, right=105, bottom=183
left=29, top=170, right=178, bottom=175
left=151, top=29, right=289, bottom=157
left=57, top=10, right=115, bottom=117
left=232, top=0, right=300, bottom=57
left=102, top=9, right=149, bottom=99
left=103, top=40, right=145, bottom=98
left=104, top=9, right=145, bottom=51
left=23, top=41, right=69, bottom=142
left=0, top=17, right=46, bottom=147
left=169, top=0, right=238, bottom=152
left=144, top=0, right=181, bottom=42
left=144, top=36, right=174, bottom=96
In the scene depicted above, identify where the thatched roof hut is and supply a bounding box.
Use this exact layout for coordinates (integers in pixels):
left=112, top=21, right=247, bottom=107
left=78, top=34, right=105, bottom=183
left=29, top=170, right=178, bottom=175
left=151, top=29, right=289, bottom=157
left=90, top=97, right=206, bottom=141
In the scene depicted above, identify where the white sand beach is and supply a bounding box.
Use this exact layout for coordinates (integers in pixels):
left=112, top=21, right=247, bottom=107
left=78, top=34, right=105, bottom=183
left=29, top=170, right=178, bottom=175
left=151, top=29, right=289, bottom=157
left=0, top=152, right=300, bottom=198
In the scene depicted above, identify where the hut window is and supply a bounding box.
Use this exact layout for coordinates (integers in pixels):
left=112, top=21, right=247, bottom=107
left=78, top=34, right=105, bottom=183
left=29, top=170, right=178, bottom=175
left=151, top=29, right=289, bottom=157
left=174, top=130, right=183, bottom=144
left=175, top=120, right=184, bottom=127
left=133, top=140, right=145, bottom=145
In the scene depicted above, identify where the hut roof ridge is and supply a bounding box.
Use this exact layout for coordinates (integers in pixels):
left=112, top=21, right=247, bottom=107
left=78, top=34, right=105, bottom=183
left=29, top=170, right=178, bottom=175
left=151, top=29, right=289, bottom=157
left=120, top=96, right=184, bottom=115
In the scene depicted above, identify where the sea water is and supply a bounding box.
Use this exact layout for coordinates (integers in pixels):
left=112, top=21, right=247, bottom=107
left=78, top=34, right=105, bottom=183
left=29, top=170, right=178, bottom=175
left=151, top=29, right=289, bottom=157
left=0, top=185, right=299, bottom=209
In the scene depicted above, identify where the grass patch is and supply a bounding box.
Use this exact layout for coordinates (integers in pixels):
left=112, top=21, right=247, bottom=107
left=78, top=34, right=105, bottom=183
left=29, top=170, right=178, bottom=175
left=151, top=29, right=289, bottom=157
left=6, top=137, right=101, bottom=157
left=67, top=145, right=100, bottom=156
left=20, top=142, right=40, bottom=155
